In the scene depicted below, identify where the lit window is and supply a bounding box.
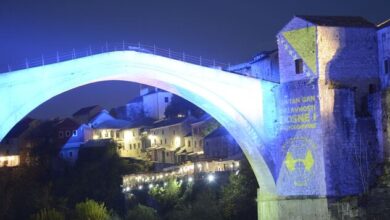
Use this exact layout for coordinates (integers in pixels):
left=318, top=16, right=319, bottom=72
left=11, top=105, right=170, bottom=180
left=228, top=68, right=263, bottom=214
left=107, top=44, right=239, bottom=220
left=72, top=130, right=78, bottom=137
left=295, top=59, right=303, bottom=74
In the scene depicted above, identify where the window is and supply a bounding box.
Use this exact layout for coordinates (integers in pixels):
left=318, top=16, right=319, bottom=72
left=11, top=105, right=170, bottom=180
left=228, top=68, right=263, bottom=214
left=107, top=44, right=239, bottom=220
left=173, top=130, right=176, bottom=135
left=160, top=139, right=163, bottom=145
left=369, top=84, right=376, bottom=94
left=385, top=59, right=390, bottom=74
left=165, top=139, right=167, bottom=144
left=162, top=129, right=164, bottom=135
left=72, top=130, right=78, bottom=137
left=58, top=131, right=64, bottom=138
left=164, top=97, right=169, bottom=103
left=69, top=151, right=73, bottom=157
left=200, top=140, right=203, bottom=147
left=295, top=59, right=303, bottom=74
left=65, top=131, right=71, bottom=137
left=188, top=140, right=191, bottom=147
left=194, top=141, right=197, bottom=147
left=138, top=143, right=141, bottom=148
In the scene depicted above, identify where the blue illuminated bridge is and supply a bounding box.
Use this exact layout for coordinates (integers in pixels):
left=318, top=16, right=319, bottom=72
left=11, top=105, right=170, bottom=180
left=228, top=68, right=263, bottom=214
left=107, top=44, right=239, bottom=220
left=0, top=43, right=329, bottom=219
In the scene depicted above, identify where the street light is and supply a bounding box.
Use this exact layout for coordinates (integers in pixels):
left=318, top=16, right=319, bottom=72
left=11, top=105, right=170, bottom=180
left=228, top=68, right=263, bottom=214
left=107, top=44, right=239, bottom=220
left=207, top=174, right=215, bottom=182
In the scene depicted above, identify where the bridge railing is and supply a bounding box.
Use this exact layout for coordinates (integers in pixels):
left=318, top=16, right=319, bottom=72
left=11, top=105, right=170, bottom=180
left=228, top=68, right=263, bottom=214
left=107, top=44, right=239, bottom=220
left=1, top=42, right=230, bottom=73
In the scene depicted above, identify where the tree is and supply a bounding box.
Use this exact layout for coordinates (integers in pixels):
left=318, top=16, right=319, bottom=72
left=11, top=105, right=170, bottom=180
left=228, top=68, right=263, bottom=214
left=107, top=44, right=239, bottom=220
left=149, top=179, right=182, bottom=215
left=126, top=204, right=159, bottom=220
left=31, top=208, right=65, bottom=220
left=55, top=140, right=127, bottom=216
left=167, top=188, right=222, bottom=220
left=74, top=199, right=110, bottom=220
left=220, top=159, right=258, bottom=220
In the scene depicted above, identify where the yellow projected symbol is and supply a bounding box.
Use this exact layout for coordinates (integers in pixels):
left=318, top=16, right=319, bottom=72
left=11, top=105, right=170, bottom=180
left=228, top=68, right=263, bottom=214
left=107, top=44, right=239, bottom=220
left=284, top=150, right=314, bottom=172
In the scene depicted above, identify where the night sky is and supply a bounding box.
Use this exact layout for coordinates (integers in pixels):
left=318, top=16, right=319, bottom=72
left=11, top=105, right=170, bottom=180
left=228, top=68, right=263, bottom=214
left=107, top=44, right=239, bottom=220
left=1, top=0, right=389, bottom=119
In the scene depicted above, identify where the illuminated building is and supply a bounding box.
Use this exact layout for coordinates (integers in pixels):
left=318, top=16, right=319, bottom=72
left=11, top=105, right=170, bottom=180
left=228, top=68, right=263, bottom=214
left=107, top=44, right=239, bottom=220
left=204, top=127, right=243, bottom=160
left=147, top=116, right=196, bottom=164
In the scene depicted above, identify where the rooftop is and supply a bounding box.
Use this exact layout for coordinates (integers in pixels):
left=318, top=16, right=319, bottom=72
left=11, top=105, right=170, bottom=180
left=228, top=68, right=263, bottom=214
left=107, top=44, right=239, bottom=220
left=204, top=127, right=230, bottom=139
left=72, top=105, right=101, bottom=116
left=296, top=15, right=375, bottom=28
left=151, top=116, right=196, bottom=129
left=378, top=19, right=390, bottom=29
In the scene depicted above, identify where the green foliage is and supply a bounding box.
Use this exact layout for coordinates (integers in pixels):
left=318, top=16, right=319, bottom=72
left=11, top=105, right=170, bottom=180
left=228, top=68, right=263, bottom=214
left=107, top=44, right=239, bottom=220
left=74, top=199, right=110, bottom=220
left=167, top=189, right=222, bottom=220
left=164, top=95, right=205, bottom=118
left=220, top=159, right=258, bottom=220
left=31, top=208, right=65, bottom=220
left=126, top=204, right=159, bottom=220
left=149, top=179, right=181, bottom=214
left=59, top=141, right=127, bottom=215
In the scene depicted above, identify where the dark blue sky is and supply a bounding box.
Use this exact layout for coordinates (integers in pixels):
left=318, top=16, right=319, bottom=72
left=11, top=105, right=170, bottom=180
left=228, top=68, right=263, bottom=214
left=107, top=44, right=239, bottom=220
left=1, top=0, right=389, bottom=119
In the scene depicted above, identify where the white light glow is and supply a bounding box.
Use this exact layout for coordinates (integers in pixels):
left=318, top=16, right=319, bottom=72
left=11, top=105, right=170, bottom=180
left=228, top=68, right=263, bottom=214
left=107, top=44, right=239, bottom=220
left=174, top=136, right=181, bottom=148
left=207, top=174, right=215, bottom=182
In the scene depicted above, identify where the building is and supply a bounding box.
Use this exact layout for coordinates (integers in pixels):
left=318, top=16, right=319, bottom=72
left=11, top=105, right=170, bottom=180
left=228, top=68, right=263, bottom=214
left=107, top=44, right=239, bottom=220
left=274, top=15, right=382, bottom=196
left=56, top=118, right=93, bottom=164
left=204, top=127, right=243, bottom=160
left=0, top=117, right=40, bottom=167
left=147, top=116, right=196, bottom=164
left=114, top=86, right=173, bottom=121
left=182, top=114, right=219, bottom=161
left=141, top=87, right=172, bottom=120
left=228, top=50, right=280, bottom=82
left=72, top=105, right=103, bottom=124
left=118, top=118, right=154, bottom=159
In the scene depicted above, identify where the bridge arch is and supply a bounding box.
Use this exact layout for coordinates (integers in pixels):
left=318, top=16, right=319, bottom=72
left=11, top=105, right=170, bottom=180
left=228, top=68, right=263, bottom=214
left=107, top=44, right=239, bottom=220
left=0, top=51, right=276, bottom=195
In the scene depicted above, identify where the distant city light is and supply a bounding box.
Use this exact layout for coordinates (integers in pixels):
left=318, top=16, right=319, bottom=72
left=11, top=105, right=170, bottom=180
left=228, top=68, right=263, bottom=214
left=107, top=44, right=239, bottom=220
left=188, top=177, right=193, bottom=182
left=207, top=174, right=215, bottom=182
left=138, top=185, right=143, bottom=190
left=149, top=183, right=153, bottom=189
left=164, top=182, right=167, bottom=187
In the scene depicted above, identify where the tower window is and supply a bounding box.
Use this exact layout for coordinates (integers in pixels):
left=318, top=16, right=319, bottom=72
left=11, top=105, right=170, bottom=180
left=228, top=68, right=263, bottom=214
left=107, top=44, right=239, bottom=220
left=295, top=59, right=303, bottom=74
left=164, top=97, right=169, bottom=103
left=385, top=59, right=390, bottom=74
